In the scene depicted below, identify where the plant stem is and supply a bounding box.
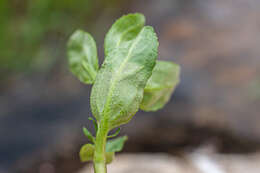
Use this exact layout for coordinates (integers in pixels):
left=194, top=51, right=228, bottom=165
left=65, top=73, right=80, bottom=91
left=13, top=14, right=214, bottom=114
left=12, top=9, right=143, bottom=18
left=94, top=121, right=108, bottom=173
left=94, top=162, right=106, bottom=173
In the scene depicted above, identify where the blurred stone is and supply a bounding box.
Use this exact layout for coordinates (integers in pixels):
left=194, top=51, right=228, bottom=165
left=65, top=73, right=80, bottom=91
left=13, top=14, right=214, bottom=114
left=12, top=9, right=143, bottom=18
left=78, top=154, right=196, bottom=173
left=78, top=151, right=260, bottom=173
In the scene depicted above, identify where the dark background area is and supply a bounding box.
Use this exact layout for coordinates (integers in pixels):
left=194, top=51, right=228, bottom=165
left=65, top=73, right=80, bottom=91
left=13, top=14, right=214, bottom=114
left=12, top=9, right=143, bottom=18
left=1, top=0, right=260, bottom=173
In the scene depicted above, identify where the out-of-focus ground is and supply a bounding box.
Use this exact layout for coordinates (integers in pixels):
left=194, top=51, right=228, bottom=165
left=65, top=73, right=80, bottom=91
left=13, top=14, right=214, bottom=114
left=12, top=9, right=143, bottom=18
left=79, top=151, right=260, bottom=173
left=1, top=0, right=260, bottom=173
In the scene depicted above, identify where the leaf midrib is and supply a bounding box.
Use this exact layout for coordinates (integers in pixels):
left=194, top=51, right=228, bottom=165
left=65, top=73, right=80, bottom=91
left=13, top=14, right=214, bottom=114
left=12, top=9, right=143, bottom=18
left=102, top=27, right=145, bottom=121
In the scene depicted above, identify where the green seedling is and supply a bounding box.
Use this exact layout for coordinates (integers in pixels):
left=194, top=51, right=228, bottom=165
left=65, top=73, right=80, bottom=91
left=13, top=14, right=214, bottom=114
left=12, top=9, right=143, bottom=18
left=67, top=13, right=180, bottom=173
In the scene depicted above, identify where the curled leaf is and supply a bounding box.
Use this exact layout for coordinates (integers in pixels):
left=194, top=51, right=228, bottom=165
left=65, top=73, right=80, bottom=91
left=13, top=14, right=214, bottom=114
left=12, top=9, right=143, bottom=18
left=67, top=30, right=99, bottom=84
left=79, top=144, right=94, bottom=162
left=140, top=60, right=180, bottom=111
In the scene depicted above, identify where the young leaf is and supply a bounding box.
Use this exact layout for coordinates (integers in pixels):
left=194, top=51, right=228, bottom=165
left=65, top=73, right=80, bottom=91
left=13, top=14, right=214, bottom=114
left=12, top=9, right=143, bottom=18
left=106, top=136, right=128, bottom=153
left=105, top=152, right=115, bottom=164
left=107, top=128, right=121, bottom=138
left=67, top=30, right=99, bottom=84
left=88, top=117, right=98, bottom=132
left=104, top=13, right=145, bottom=56
left=79, top=143, right=94, bottom=162
left=91, top=24, right=158, bottom=129
left=83, top=127, right=95, bottom=143
left=140, top=60, right=180, bottom=111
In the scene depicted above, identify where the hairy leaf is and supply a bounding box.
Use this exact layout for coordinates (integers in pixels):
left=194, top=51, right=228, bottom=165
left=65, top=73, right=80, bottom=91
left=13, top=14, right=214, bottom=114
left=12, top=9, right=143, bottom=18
left=104, top=13, right=145, bottom=56
left=79, top=144, right=116, bottom=163
left=67, top=30, right=99, bottom=84
left=91, top=19, right=158, bottom=129
left=79, top=143, right=94, bottom=162
left=82, top=127, right=95, bottom=143
left=106, top=136, right=127, bottom=153
left=140, top=60, right=180, bottom=111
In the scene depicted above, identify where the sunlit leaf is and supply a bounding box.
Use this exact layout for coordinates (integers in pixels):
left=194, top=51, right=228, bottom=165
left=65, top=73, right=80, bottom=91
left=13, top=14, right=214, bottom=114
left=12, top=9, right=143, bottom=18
left=67, top=30, right=99, bottom=84
left=104, top=13, right=145, bottom=56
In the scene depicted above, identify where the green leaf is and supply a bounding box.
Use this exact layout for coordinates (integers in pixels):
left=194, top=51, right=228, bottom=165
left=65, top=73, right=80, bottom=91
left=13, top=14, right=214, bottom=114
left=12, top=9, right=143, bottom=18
left=108, top=128, right=121, bottom=138
left=79, top=143, right=116, bottom=163
left=79, top=143, right=94, bottom=162
left=67, top=29, right=99, bottom=84
left=106, top=136, right=128, bottom=153
left=88, top=117, right=98, bottom=132
left=90, top=14, right=158, bottom=129
left=105, top=152, right=115, bottom=164
left=140, top=60, right=180, bottom=111
left=104, top=13, right=145, bottom=56
left=82, top=127, right=95, bottom=143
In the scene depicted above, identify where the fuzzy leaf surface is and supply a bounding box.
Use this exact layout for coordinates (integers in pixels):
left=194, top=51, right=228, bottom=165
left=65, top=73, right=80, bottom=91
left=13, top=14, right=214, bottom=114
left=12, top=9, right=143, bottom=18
left=106, top=136, right=127, bottom=153
left=105, top=152, right=115, bottom=164
left=79, top=143, right=94, bottom=162
left=90, top=24, right=158, bottom=129
left=104, top=13, right=145, bottom=56
left=67, top=30, right=99, bottom=84
left=82, top=127, right=95, bottom=143
left=140, top=60, right=180, bottom=111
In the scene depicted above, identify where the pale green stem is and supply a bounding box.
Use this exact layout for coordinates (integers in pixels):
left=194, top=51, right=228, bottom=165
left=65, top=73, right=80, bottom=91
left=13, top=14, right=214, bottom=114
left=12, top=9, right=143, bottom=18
left=94, top=121, right=108, bottom=173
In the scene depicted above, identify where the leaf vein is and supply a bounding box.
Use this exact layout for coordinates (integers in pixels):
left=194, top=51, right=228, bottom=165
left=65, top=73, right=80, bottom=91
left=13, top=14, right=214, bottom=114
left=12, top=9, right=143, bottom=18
left=103, top=28, right=145, bottom=121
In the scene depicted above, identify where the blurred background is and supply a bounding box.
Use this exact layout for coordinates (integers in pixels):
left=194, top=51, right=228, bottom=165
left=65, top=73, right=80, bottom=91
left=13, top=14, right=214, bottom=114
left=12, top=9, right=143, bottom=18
left=1, top=0, right=260, bottom=172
